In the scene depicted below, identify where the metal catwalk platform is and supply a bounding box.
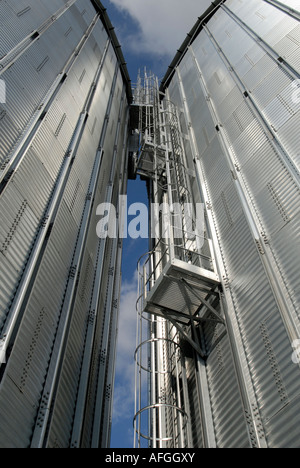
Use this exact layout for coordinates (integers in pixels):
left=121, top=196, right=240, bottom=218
left=143, top=256, right=222, bottom=356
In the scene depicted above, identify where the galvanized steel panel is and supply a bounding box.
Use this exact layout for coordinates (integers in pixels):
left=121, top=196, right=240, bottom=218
left=229, top=119, right=268, bottom=167
left=167, top=75, right=183, bottom=109
left=235, top=43, right=265, bottom=78
left=200, top=137, right=232, bottom=202
left=218, top=84, right=245, bottom=125
left=242, top=54, right=278, bottom=93
left=270, top=217, right=300, bottom=317
left=6, top=298, right=58, bottom=409
left=63, top=67, right=89, bottom=111
left=260, top=79, right=297, bottom=130
left=2, top=62, right=38, bottom=132
left=0, top=375, right=34, bottom=447
left=237, top=139, right=299, bottom=235
left=54, top=82, right=82, bottom=128
left=71, top=44, right=98, bottom=98
left=71, top=0, right=97, bottom=32
left=206, top=332, right=251, bottom=448
left=91, top=21, right=109, bottom=60
left=0, top=183, right=39, bottom=300
left=217, top=221, right=297, bottom=440
left=0, top=254, right=20, bottom=331
left=243, top=309, right=300, bottom=437
left=170, top=0, right=300, bottom=448
left=223, top=100, right=256, bottom=143
left=265, top=396, right=300, bottom=448
left=0, top=104, right=21, bottom=168
left=25, top=31, right=66, bottom=80
left=10, top=148, right=55, bottom=219
left=277, top=111, right=300, bottom=171
left=226, top=0, right=300, bottom=75
left=58, top=8, right=85, bottom=52
left=49, top=200, right=80, bottom=268
left=0, top=2, right=98, bottom=171
left=103, top=43, right=118, bottom=83
left=0, top=0, right=128, bottom=449
left=62, top=169, right=87, bottom=228
left=280, top=0, right=300, bottom=12
left=0, top=0, right=65, bottom=59
left=44, top=100, right=74, bottom=150
left=27, top=237, right=70, bottom=315
left=30, top=120, right=66, bottom=181
left=0, top=4, right=30, bottom=59
left=262, top=15, right=298, bottom=49
left=251, top=66, right=292, bottom=110
left=71, top=121, right=101, bottom=189
left=273, top=26, right=300, bottom=60
left=213, top=180, right=243, bottom=238
left=0, top=235, right=71, bottom=447
left=47, top=252, right=96, bottom=447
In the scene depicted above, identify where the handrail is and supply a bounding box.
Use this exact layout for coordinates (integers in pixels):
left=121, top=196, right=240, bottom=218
left=134, top=403, right=189, bottom=445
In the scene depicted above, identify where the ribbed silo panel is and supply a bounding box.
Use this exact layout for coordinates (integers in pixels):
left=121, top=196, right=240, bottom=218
left=163, top=0, right=300, bottom=448
left=0, top=0, right=130, bottom=448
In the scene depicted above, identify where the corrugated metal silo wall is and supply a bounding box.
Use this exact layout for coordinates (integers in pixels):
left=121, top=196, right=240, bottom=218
left=0, top=0, right=128, bottom=447
left=165, top=0, right=300, bottom=448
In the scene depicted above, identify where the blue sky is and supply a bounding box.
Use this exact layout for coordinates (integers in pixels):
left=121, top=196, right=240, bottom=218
left=101, top=0, right=212, bottom=81
left=101, top=0, right=167, bottom=81
left=100, top=0, right=213, bottom=448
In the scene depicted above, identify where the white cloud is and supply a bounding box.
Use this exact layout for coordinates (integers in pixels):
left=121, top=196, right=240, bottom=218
left=109, top=0, right=212, bottom=58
